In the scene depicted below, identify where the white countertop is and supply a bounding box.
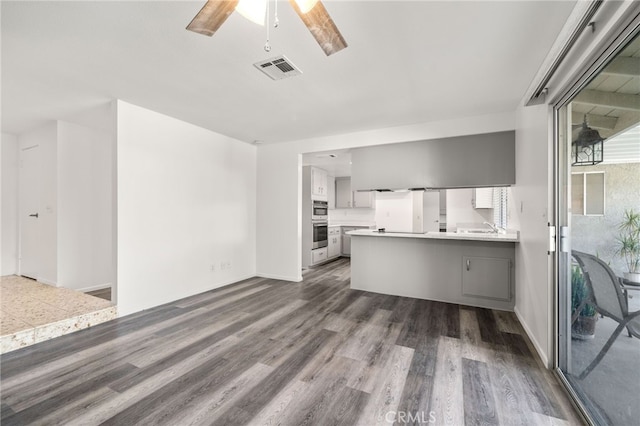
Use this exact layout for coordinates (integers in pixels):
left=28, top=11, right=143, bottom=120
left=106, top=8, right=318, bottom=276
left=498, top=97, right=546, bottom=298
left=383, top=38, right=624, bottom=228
left=328, top=223, right=376, bottom=228
left=347, top=229, right=519, bottom=243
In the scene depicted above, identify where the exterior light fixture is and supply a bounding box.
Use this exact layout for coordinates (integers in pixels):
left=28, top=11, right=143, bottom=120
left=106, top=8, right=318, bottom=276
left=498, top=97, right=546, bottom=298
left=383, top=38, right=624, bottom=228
left=572, top=115, right=604, bottom=166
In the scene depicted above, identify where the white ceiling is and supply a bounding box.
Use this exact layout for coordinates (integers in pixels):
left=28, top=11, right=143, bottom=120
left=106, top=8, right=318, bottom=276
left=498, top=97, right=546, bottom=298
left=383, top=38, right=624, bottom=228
left=2, top=1, right=577, bottom=143
left=572, top=33, right=640, bottom=140
left=302, top=149, right=352, bottom=177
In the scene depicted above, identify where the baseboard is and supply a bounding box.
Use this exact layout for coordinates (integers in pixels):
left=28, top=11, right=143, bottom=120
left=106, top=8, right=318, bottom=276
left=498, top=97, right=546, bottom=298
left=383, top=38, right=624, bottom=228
left=117, top=274, right=257, bottom=318
left=77, top=283, right=112, bottom=293
left=37, top=277, right=58, bottom=287
left=514, top=306, right=550, bottom=368
left=256, top=273, right=302, bottom=282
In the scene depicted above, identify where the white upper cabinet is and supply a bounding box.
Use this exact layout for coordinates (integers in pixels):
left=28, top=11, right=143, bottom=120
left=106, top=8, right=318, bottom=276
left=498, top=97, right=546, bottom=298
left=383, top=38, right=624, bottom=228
left=473, top=188, right=493, bottom=209
left=353, top=190, right=375, bottom=208
left=336, top=177, right=375, bottom=208
left=311, top=167, right=328, bottom=200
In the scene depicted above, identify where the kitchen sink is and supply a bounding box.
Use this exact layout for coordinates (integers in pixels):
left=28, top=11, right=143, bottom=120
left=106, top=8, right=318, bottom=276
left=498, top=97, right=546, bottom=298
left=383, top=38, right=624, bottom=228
left=457, top=229, right=496, bottom=234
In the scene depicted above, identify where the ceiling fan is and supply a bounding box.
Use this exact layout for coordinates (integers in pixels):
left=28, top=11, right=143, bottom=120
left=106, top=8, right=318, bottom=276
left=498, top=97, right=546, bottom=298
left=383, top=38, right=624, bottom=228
left=186, top=0, right=347, bottom=56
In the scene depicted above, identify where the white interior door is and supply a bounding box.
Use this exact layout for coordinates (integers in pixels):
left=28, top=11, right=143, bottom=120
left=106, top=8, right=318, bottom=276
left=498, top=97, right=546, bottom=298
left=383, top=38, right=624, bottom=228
left=422, top=191, right=440, bottom=232
left=19, top=145, right=41, bottom=279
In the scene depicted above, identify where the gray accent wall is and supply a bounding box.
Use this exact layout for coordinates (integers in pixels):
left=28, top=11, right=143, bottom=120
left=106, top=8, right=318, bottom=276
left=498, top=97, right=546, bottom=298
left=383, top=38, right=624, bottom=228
left=351, top=131, right=515, bottom=191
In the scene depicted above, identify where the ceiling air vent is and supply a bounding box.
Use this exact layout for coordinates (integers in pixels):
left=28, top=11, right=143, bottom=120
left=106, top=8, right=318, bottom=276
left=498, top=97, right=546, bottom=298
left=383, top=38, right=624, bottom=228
left=254, top=55, right=302, bottom=80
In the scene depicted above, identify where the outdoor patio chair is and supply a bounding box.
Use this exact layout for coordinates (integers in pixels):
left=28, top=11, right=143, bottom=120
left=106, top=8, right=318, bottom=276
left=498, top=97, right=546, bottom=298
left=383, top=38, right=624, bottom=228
left=571, top=251, right=640, bottom=379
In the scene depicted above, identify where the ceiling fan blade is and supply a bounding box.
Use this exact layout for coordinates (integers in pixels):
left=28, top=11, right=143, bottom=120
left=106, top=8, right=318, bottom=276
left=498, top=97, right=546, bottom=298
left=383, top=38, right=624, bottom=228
left=186, top=0, right=239, bottom=37
left=289, top=0, right=347, bottom=56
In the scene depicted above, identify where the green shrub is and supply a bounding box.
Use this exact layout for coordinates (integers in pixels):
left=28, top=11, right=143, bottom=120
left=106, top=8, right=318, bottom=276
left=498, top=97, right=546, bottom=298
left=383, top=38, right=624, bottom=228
left=571, top=265, right=596, bottom=317
left=617, top=209, right=640, bottom=274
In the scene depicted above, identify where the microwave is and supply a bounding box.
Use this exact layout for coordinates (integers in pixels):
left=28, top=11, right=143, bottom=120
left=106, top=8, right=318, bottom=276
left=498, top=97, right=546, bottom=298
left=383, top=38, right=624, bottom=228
left=312, top=200, right=328, bottom=220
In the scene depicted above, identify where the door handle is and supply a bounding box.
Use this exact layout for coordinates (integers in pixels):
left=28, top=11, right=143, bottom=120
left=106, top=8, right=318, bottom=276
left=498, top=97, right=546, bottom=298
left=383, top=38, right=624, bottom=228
left=466, top=259, right=470, bottom=271
left=29, top=213, right=39, bottom=218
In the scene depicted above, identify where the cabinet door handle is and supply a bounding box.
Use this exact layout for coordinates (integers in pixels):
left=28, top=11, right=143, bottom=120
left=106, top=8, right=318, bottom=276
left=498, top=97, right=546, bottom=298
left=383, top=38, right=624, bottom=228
left=466, top=259, right=470, bottom=271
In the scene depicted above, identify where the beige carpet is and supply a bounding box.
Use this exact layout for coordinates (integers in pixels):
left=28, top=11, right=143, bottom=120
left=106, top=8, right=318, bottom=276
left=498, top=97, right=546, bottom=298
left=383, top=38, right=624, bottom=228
left=0, top=275, right=116, bottom=354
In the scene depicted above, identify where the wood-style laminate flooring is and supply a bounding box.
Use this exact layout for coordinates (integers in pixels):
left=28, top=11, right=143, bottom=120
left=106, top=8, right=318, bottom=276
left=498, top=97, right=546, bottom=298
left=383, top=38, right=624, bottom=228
left=0, top=258, right=581, bottom=425
left=86, top=287, right=112, bottom=302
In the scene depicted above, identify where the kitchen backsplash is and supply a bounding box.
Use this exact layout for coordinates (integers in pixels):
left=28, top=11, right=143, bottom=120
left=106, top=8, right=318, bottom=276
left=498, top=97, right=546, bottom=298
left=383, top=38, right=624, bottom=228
left=329, top=208, right=376, bottom=225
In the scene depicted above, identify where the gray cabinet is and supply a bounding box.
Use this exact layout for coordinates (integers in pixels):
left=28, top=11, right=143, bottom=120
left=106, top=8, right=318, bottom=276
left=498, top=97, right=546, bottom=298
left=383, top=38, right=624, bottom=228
left=336, top=178, right=352, bottom=208
left=341, top=226, right=368, bottom=256
left=341, top=227, right=353, bottom=256
left=327, top=175, right=336, bottom=209
left=351, top=131, right=515, bottom=190
left=335, top=177, right=375, bottom=208
left=462, top=256, right=511, bottom=301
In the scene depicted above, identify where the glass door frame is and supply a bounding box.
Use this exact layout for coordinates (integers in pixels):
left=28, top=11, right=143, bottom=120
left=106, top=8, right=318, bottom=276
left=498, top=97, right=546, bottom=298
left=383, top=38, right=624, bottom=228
left=551, top=11, right=640, bottom=425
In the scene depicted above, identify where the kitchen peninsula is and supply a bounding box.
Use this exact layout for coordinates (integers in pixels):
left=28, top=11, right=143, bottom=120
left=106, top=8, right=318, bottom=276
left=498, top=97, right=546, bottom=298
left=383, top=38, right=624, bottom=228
left=349, top=230, right=518, bottom=310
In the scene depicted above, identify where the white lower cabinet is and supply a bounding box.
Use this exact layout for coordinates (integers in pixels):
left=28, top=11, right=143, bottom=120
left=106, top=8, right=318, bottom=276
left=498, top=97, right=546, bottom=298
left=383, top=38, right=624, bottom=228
left=311, top=247, right=328, bottom=265
left=462, top=256, right=511, bottom=301
left=328, top=227, right=341, bottom=259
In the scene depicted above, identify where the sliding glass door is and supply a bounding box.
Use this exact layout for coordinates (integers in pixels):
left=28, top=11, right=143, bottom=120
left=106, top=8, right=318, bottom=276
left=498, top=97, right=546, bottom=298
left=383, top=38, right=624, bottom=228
left=555, top=28, right=640, bottom=425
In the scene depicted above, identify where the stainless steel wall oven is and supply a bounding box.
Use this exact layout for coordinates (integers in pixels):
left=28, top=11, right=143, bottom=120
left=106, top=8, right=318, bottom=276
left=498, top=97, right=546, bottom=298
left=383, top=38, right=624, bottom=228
left=312, top=222, right=328, bottom=249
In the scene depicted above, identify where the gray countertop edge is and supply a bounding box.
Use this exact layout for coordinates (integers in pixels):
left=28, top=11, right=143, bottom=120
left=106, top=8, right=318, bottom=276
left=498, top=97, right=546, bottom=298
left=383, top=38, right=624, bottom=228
left=347, top=229, right=519, bottom=243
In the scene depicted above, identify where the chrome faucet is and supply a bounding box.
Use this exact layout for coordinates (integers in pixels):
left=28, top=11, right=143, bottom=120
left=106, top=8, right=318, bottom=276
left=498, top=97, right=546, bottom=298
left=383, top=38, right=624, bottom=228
left=483, top=222, right=504, bottom=234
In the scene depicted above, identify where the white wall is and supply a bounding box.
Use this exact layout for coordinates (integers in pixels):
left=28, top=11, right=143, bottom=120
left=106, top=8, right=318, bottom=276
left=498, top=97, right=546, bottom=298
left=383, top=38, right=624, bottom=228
left=510, top=0, right=640, bottom=368
left=375, top=192, right=413, bottom=232
left=512, top=103, right=553, bottom=367
left=116, top=101, right=257, bottom=316
left=257, top=112, right=516, bottom=281
left=57, top=121, right=113, bottom=291
left=445, top=188, right=493, bottom=230
left=10, top=119, right=114, bottom=290
left=1, top=133, right=19, bottom=275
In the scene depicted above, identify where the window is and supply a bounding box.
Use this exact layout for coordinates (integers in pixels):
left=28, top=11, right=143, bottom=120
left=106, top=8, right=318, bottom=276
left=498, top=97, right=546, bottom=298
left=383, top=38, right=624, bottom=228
left=492, top=187, right=508, bottom=229
left=571, top=171, right=605, bottom=215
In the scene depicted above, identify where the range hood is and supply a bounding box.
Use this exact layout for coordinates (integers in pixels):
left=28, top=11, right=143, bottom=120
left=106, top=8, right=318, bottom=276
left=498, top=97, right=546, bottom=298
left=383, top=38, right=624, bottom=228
left=372, top=188, right=429, bottom=193
left=369, top=184, right=511, bottom=192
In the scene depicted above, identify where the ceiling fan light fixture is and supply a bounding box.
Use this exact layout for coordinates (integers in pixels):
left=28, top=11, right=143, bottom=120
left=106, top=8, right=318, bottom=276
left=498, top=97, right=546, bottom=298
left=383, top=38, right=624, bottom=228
left=294, top=0, right=319, bottom=13
left=235, top=0, right=267, bottom=26
left=187, top=0, right=346, bottom=56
